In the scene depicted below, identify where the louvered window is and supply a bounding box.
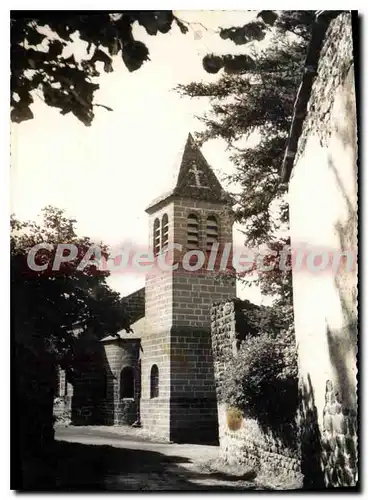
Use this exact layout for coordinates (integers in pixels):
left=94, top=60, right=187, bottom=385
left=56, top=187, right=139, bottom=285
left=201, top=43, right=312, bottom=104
left=206, top=215, right=219, bottom=251
left=187, top=213, right=200, bottom=250
left=161, top=214, right=169, bottom=250
left=153, top=218, right=160, bottom=256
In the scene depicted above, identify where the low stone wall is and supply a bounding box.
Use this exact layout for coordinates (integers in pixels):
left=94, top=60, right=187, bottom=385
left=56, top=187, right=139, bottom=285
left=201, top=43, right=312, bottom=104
left=218, top=404, right=302, bottom=483
left=211, top=300, right=302, bottom=484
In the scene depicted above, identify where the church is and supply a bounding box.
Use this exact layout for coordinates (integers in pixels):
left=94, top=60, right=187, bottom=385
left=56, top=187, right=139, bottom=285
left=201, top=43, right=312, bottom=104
left=54, top=133, right=237, bottom=444
left=52, top=11, right=358, bottom=485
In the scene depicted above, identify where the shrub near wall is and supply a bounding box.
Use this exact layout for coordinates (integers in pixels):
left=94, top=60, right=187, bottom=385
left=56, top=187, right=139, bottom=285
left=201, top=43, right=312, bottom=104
left=211, top=300, right=302, bottom=485
left=223, top=331, right=298, bottom=429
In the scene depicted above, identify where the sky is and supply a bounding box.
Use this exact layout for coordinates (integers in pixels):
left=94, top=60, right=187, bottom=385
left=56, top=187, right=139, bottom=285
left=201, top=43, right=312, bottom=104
left=10, top=11, right=273, bottom=304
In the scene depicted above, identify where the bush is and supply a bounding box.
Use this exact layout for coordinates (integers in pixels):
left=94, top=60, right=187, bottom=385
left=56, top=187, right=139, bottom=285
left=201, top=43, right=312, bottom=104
left=221, top=329, right=298, bottom=432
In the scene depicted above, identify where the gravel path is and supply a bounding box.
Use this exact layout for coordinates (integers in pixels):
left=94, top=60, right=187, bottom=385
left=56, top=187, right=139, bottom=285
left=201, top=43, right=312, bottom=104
left=54, top=425, right=268, bottom=491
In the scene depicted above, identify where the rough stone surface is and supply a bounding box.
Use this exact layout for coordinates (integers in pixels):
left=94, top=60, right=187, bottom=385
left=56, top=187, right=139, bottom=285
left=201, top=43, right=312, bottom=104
left=210, top=300, right=302, bottom=485
left=121, top=288, right=145, bottom=324
left=289, top=12, right=358, bottom=488
left=141, top=195, right=236, bottom=442
left=217, top=405, right=302, bottom=484
left=296, top=13, right=355, bottom=159
left=53, top=338, right=141, bottom=427
left=320, top=379, right=358, bottom=487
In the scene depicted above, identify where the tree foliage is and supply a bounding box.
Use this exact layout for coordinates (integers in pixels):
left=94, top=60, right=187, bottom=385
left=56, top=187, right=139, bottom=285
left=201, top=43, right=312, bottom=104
left=221, top=329, right=298, bottom=440
left=11, top=205, right=130, bottom=369
left=217, top=300, right=298, bottom=436
left=177, top=11, right=316, bottom=307
left=10, top=10, right=317, bottom=309
left=11, top=11, right=188, bottom=125
left=12, top=206, right=133, bottom=455
left=200, top=10, right=314, bottom=74
left=10, top=10, right=316, bottom=128
left=235, top=298, right=291, bottom=338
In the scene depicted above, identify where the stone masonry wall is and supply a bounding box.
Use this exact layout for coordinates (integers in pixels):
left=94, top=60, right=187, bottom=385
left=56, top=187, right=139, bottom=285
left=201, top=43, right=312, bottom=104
left=170, top=325, right=218, bottom=443
left=289, top=12, right=357, bottom=488
left=121, top=287, right=145, bottom=323
left=211, top=300, right=302, bottom=483
left=217, top=405, right=302, bottom=482
left=54, top=337, right=141, bottom=427
left=169, top=198, right=236, bottom=443
left=140, top=202, right=174, bottom=440
left=142, top=196, right=236, bottom=442
left=170, top=199, right=236, bottom=357
left=102, top=339, right=141, bottom=426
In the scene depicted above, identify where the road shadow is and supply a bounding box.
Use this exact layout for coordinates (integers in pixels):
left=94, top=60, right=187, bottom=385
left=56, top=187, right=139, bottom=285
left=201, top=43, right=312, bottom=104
left=17, top=439, right=265, bottom=491
left=55, top=425, right=163, bottom=444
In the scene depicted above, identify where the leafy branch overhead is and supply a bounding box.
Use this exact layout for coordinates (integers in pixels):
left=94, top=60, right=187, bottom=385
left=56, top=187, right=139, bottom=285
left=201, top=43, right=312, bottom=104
left=11, top=10, right=313, bottom=127
left=202, top=10, right=315, bottom=74
left=11, top=11, right=188, bottom=125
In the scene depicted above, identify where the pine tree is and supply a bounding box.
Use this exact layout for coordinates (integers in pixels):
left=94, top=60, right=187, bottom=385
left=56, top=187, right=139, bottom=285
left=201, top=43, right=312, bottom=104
left=177, top=11, right=316, bottom=307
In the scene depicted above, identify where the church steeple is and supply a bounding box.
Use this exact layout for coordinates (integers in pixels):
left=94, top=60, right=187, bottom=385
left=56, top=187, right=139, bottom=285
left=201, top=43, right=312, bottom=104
left=146, top=133, right=232, bottom=214
left=141, top=132, right=236, bottom=443
left=173, top=134, right=231, bottom=204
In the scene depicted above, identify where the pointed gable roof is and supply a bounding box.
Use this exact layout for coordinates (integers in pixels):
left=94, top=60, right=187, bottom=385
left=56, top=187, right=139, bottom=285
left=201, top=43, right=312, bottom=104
left=146, top=133, right=232, bottom=213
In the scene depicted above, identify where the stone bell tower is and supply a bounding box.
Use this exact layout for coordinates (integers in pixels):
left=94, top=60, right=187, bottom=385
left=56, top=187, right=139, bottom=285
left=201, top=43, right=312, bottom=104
left=140, top=134, right=236, bottom=443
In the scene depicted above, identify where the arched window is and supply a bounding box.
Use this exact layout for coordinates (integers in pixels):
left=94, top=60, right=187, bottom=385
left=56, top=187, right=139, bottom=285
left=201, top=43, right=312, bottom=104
left=150, top=364, right=159, bottom=399
left=187, top=213, right=200, bottom=250
left=161, top=214, right=169, bottom=250
left=153, top=218, right=161, bottom=256
left=120, top=366, right=135, bottom=399
left=206, top=215, right=219, bottom=251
